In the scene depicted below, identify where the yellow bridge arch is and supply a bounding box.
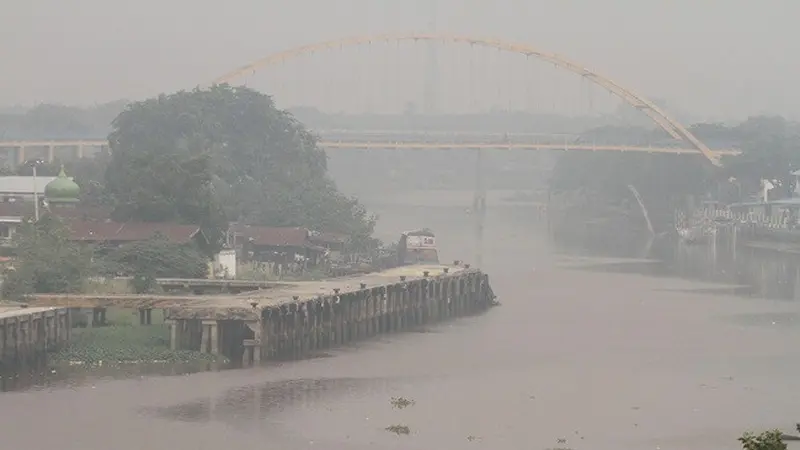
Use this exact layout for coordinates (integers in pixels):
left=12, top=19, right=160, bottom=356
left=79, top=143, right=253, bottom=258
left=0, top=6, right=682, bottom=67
left=213, top=33, right=720, bottom=166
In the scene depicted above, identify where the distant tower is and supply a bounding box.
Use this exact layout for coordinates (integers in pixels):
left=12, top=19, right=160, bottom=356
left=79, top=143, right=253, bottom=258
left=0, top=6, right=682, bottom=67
left=423, top=0, right=439, bottom=115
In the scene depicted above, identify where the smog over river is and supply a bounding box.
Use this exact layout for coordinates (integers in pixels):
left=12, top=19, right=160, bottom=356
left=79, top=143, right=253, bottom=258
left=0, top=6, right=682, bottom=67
left=2, top=2, right=800, bottom=450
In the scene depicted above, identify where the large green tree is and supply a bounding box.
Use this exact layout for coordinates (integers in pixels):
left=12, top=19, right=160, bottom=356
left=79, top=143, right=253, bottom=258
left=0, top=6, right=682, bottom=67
left=103, top=85, right=375, bottom=250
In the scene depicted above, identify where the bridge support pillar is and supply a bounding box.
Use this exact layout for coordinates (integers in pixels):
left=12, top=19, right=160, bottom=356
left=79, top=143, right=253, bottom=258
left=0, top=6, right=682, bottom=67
left=166, top=319, right=184, bottom=351
left=90, top=307, right=106, bottom=327
left=201, top=319, right=220, bottom=355
left=473, top=148, right=486, bottom=268
left=243, top=320, right=262, bottom=366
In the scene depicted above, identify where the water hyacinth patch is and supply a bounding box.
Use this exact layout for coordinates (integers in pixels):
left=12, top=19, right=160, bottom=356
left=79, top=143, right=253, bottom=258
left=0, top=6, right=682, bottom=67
left=51, top=324, right=223, bottom=365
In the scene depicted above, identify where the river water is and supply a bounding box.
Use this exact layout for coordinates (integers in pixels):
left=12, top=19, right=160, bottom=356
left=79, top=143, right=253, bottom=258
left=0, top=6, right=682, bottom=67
left=3, top=193, right=800, bottom=450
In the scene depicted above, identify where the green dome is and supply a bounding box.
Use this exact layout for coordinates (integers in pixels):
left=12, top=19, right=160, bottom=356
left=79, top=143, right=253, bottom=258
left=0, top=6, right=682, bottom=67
left=44, top=166, right=80, bottom=202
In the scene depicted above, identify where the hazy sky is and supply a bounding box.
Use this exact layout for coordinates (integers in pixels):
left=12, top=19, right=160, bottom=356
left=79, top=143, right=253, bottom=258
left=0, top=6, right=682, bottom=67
left=4, top=0, right=799, bottom=121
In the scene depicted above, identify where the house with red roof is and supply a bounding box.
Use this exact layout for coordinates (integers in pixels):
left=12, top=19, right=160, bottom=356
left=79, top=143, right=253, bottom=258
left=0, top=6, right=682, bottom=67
left=230, top=224, right=321, bottom=264
left=0, top=168, right=209, bottom=250
left=0, top=168, right=349, bottom=277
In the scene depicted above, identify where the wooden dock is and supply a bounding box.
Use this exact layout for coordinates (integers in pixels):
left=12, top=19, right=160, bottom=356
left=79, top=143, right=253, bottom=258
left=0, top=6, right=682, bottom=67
left=19, top=263, right=497, bottom=367
left=0, top=306, right=70, bottom=368
left=165, top=264, right=496, bottom=365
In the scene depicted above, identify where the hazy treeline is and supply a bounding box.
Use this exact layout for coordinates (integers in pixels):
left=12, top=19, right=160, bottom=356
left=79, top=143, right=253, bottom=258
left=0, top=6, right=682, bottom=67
left=1, top=101, right=650, bottom=139
left=550, top=115, right=800, bottom=233
left=0, top=101, right=129, bottom=140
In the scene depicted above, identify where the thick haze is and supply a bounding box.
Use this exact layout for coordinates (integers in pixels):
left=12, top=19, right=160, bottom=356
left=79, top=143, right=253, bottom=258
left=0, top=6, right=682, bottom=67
left=4, top=0, right=799, bottom=121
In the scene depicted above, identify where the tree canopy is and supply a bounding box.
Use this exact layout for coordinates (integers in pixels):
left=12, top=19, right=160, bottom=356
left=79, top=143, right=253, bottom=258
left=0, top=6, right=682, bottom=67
left=2, top=215, right=92, bottom=298
left=717, top=116, right=800, bottom=196
left=103, top=85, right=376, bottom=251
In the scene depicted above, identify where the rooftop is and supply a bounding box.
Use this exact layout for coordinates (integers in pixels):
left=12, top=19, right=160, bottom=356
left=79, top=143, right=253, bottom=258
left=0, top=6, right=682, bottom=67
left=0, top=176, right=58, bottom=194
left=65, top=219, right=203, bottom=243
left=0, top=202, right=111, bottom=221
left=232, top=225, right=310, bottom=247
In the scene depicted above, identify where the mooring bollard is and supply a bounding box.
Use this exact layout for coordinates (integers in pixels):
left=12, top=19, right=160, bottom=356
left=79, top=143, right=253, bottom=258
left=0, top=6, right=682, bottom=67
left=443, top=267, right=449, bottom=274
left=360, top=282, right=367, bottom=289
left=400, top=276, right=406, bottom=281
left=423, top=271, right=429, bottom=277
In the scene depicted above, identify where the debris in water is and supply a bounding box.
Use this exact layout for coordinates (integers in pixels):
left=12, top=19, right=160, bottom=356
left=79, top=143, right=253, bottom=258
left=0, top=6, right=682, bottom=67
left=390, top=397, right=415, bottom=409
left=385, top=424, right=410, bottom=435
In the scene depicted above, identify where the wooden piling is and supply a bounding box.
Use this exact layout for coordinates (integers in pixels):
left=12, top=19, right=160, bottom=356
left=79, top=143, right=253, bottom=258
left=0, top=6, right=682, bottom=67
left=0, top=307, right=70, bottom=369
left=164, top=266, right=496, bottom=367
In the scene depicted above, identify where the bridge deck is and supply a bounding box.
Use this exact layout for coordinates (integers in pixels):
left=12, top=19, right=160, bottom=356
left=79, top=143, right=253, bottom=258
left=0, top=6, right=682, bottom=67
left=23, top=265, right=468, bottom=319
left=0, top=305, right=64, bottom=320
left=0, top=139, right=740, bottom=156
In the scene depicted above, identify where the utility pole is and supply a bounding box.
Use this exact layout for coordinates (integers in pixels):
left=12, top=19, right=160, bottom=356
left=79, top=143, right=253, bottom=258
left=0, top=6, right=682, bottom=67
left=33, top=165, right=38, bottom=222
left=27, top=159, right=43, bottom=222
left=423, top=0, right=438, bottom=115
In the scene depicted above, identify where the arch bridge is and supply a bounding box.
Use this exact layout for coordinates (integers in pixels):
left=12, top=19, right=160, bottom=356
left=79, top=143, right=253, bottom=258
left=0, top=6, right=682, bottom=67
left=213, top=33, right=722, bottom=166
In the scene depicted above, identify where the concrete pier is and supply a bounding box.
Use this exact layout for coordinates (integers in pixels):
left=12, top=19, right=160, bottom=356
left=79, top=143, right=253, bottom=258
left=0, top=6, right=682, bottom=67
left=0, top=306, right=70, bottom=368
left=164, top=264, right=496, bottom=365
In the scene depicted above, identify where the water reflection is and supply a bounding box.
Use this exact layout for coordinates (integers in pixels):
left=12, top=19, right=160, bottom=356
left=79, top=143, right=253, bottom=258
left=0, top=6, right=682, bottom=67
left=1, top=360, right=230, bottom=393
left=145, top=377, right=399, bottom=428
left=555, top=231, right=800, bottom=302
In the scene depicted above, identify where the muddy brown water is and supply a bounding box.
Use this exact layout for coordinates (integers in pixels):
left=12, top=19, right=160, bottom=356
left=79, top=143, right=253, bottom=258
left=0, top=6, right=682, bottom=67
left=2, top=197, right=800, bottom=450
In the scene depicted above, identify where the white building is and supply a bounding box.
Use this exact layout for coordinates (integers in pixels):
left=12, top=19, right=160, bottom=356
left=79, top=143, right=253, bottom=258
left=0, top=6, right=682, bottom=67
left=0, top=176, right=59, bottom=202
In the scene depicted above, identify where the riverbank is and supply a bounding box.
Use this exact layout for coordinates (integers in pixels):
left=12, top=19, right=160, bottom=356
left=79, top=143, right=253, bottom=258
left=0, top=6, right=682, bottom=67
left=1, top=307, right=228, bottom=391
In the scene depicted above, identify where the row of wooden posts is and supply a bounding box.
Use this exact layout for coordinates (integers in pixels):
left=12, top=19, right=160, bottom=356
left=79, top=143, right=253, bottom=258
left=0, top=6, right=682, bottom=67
left=0, top=309, right=71, bottom=368
left=167, top=270, right=496, bottom=366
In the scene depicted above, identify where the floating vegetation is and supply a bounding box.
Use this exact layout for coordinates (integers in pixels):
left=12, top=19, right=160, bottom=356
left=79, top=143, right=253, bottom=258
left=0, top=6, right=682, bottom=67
left=544, top=438, right=574, bottom=450
left=739, top=430, right=787, bottom=450
left=389, top=396, right=415, bottom=409
left=51, top=324, right=222, bottom=365
left=385, top=424, right=411, bottom=435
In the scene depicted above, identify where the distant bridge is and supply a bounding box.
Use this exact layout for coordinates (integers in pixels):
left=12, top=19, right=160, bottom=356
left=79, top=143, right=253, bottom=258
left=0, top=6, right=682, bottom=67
left=0, top=135, right=740, bottom=165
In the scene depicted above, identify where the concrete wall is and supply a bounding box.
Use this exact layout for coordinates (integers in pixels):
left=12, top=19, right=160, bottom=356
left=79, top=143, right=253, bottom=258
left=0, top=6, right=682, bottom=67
left=0, top=307, right=70, bottom=368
